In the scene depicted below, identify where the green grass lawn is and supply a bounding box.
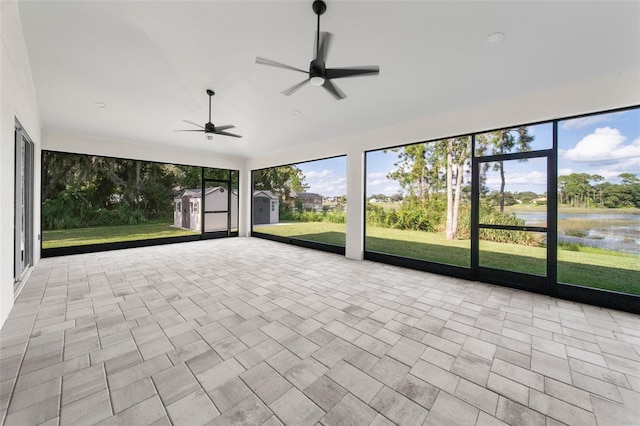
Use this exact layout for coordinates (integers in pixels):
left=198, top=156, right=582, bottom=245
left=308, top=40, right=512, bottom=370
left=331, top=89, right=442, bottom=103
left=42, top=220, right=638, bottom=295
left=255, top=221, right=639, bottom=295
left=42, top=222, right=199, bottom=249
left=253, top=222, right=347, bottom=246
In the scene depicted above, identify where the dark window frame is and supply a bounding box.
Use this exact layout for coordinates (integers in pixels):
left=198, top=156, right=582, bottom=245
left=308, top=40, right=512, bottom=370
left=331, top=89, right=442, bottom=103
left=40, top=150, right=239, bottom=257
left=364, top=104, right=640, bottom=314
left=251, top=154, right=347, bottom=255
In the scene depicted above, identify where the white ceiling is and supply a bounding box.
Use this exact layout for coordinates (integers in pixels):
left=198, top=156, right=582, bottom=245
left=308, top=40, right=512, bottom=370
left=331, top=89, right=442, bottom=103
left=18, top=1, right=640, bottom=159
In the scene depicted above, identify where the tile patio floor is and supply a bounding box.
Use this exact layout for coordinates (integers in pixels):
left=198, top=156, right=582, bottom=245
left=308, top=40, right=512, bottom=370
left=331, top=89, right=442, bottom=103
left=0, top=237, right=638, bottom=425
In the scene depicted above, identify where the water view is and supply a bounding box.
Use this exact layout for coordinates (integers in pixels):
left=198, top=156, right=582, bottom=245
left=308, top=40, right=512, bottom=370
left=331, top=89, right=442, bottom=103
left=514, top=210, right=640, bottom=255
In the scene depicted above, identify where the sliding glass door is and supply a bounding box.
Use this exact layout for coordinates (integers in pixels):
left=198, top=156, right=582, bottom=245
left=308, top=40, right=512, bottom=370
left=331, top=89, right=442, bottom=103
left=15, top=121, right=34, bottom=292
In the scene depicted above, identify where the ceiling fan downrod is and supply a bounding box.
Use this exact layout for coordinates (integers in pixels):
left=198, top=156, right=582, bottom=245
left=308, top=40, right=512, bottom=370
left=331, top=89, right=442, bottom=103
left=206, top=89, right=214, bottom=123
left=310, top=0, right=327, bottom=87
left=313, top=0, right=326, bottom=54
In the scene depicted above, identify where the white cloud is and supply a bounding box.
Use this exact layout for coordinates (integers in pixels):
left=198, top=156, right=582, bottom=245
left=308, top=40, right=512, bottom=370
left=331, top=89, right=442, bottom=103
left=367, top=179, right=390, bottom=187
left=366, top=177, right=401, bottom=196
left=305, top=169, right=333, bottom=178
left=561, top=115, right=612, bottom=130
left=558, top=168, right=573, bottom=176
left=562, top=127, right=640, bottom=162
left=592, top=157, right=640, bottom=181
left=367, top=172, right=389, bottom=179
left=383, top=185, right=402, bottom=194
left=304, top=175, right=347, bottom=196
left=486, top=170, right=547, bottom=187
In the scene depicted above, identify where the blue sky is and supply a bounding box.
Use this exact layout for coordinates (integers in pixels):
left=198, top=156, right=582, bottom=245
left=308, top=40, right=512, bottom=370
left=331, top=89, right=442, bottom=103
left=558, top=109, right=640, bottom=182
left=294, top=108, right=640, bottom=197
left=296, top=156, right=347, bottom=197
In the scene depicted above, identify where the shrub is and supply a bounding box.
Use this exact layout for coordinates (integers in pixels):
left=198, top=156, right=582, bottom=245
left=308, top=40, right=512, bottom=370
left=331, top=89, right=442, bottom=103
left=325, top=210, right=346, bottom=223
left=280, top=209, right=345, bottom=224
left=43, top=189, right=149, bottom=230
left=42, top=191, right=93, bottom=230
left=478, top=208, right=541, bottom=246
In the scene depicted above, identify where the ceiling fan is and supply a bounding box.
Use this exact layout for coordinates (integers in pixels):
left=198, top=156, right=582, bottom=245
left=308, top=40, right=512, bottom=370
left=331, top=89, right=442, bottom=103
left=176, top=89, right=242, bottom=138
left=255, top=0, right=379, bottom=100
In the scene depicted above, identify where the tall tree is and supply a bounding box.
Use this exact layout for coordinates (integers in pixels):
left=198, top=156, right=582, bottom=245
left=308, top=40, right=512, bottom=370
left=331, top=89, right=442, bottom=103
left=386, top=144, right=430, bottom=200
left=559, top=173, right=592, bottom=207
left=443, top=137, right=470, bottom=240
left=616, top=173, right=640, bottom=208
left=589, top=174, right=604, bottom=207
left=477, top=128, right=534, bottom=213
left=619, top=173, right=640, bottom=186
left=387, top=138, right=470, bottom=239
left=253, top=166, right=309, bottom=202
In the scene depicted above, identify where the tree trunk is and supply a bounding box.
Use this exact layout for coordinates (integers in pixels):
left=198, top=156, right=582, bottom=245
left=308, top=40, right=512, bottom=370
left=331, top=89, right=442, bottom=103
left=451, top=162, right=464, bottom=240
left=445, top=140, right=455, bottom=239
left=499, top=160, right=505, bottom=213
left=600, top=190, right=603, bottom=207
left=135, top=161, right=142, bottom=208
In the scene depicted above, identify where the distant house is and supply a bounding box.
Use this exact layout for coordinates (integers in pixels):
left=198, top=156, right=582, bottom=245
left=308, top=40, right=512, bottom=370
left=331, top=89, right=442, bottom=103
left=253, top=190, right=279, bottom=225
left=173, top=187, right=238, bottom=231
left=291, top=192, right=323, bottom=211
left=533, top=197, right=548, bottom=205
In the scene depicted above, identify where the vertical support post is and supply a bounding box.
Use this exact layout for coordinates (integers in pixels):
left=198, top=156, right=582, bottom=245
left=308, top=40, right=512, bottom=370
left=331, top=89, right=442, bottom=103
left=470, top=134, right=479, bottom=278
left=238, top=166, right=252, bottom=237
left=200, top=168, right=205, bottom=233
left=547, top=121, right=559, bottom=293
left=345, top=150, right=364, bottom=260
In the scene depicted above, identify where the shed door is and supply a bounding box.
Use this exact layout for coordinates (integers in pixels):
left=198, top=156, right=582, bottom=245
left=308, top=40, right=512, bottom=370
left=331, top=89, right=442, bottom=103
left=181, top=195, right=190, bottom=229
left=253, top=197, right=270, bottom=225
left=204, top=182, right=230, bottom=233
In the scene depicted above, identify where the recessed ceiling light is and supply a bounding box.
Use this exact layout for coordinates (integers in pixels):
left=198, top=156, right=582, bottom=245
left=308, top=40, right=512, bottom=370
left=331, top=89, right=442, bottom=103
left=485, top=32, right=505, bottom=47
left=94, top=102, right=107, bottom=108
left=293, top=110, right=302, bottom=117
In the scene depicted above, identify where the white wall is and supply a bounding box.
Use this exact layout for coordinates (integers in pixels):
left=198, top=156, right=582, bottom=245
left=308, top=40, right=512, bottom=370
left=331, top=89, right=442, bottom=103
left=44, top=131, right=246, bottom=171
left=0, top=1, right=42, bottom=327
left=246, top=69, right=640, bottom=259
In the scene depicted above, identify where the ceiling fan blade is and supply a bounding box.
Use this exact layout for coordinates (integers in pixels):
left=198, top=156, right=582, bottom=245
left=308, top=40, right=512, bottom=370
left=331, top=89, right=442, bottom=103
left=315, top=31, right=332, bottom=63
left=255, top=57, right=307, bottom=74
left=282, top=79, right=310, bottom=96
left=322, top=79, right=346, bottom=100
left=214, top=125, right=235, bottom=131
left=215, top=130, right=242, bottom=138
left=325, top=66, right=380, bottom=80
left=182, top=120, right=205, bottom=129
left=175, top=129, right=206, bottom=132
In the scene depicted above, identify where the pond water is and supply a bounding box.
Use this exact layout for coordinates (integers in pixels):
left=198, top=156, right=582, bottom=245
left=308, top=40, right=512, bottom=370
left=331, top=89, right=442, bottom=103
left=514, top=211, right=640, bottom=255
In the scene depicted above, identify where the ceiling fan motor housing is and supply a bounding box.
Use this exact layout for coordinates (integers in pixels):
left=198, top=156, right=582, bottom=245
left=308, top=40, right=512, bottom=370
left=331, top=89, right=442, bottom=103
left=309, top=59, right=326, bottom=84
left=312, top=0, right=326, bottom=16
